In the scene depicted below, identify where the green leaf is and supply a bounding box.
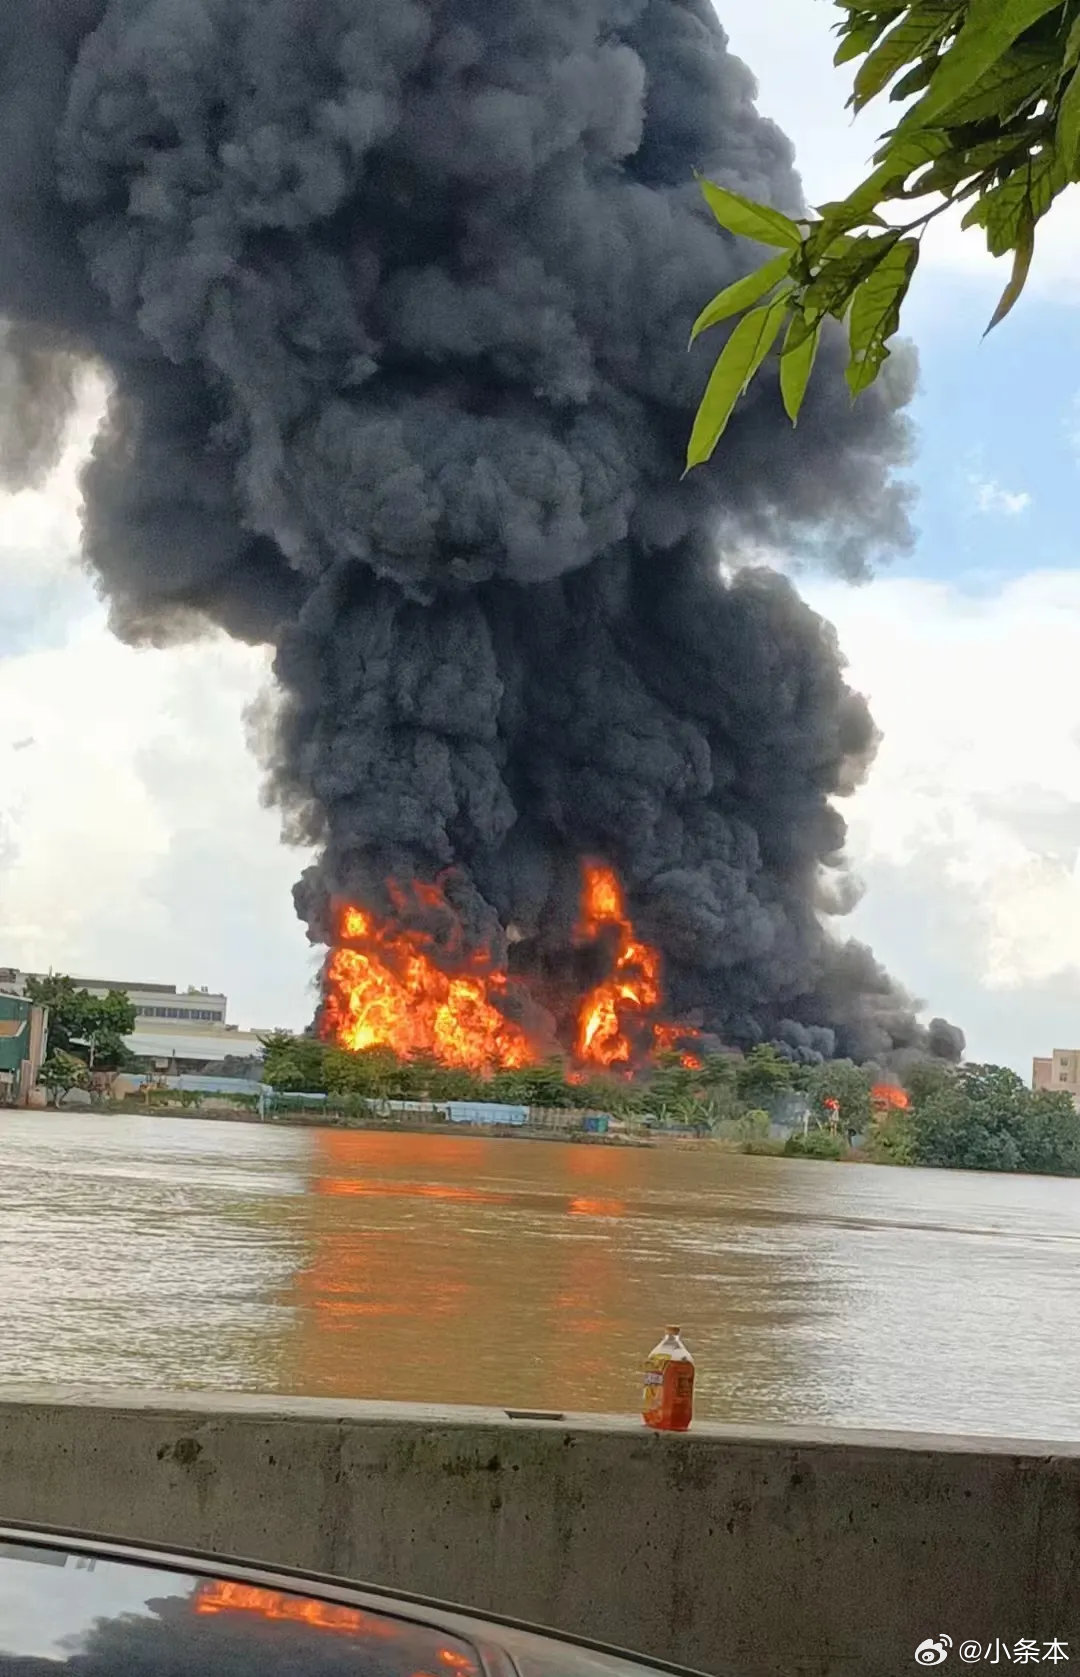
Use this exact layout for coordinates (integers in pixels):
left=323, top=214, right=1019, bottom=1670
left=915, top=126, right=1044, bottom=197
left=779, top=314, right=823, bottom=424
left=804, top=231, right=901, bottom=322
left=808, top=195, right=889, bottom=250
left=851, top=2, right=961, bottom=111
left=685, top=298, right=789, bottom=471
left=835, top=12, right=899, bottom=65
left=689, top=251, right=793, bottom=343
left=696, top=177, right=802, bottom=250
left=849, top=239, right=920, bottom=346
left=912, top=0, right=1065, bottom=126
left=1058, top=64, right=1080, bottom=177
left=984, top=208, right=1034, bottom=333
left=814, top=131, right=948, bottom=246
left=847, top=344, right=892, bottom=399
left=870, top=122, right=951, bottom=168
left=890, top=55, right=940, bottom=100
left=930, top=45, right=1056, bottom=126
left=846, top=237, right=919, bottom=397
left=1065, top=14, right=1080, bottom=73
left=963, top=148, right=1065, bottom=255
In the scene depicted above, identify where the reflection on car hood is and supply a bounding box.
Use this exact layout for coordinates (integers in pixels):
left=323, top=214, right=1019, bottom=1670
left=0, top=1528, right=705, bottom=1677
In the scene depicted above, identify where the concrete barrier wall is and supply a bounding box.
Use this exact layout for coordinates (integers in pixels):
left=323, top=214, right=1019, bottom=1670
left=1, top=1388, right=1080, bottom=1677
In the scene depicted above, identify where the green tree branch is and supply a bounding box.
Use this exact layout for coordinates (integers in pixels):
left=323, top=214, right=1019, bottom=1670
left=687, top=0, right=1080, bottom=468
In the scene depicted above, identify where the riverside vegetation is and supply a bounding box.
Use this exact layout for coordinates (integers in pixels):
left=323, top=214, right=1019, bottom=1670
left=33, top=972, right=1076, bottom=1177
left=260, top=1034, right=1080, bottom=1177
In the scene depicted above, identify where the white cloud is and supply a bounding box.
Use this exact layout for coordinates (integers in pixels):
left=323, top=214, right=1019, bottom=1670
left=803, top=570, right=1080, bottom=1071
left=0, top=615, right=318, bottom=1032
left=971, top=478, right=1032, bottom=517
left=1066, top=393, right=1080, bottom=460
left=0, top=370, right=105, bottom=586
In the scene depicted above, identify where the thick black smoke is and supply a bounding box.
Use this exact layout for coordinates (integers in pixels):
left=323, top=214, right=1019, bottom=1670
left=0, top=0, right=962, bottom=1066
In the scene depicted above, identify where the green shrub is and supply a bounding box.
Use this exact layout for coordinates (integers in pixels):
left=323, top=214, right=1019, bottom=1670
left=784, top=1129, right=848, bottom=1161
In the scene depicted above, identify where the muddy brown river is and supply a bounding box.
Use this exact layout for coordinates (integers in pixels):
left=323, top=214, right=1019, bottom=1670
left=2, top=1112, right=1077, bottom=1437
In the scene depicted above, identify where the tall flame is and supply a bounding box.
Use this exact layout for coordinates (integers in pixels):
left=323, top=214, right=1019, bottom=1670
left=574, top=864, right=661, bottom=1068
left=324, top=862, right=701, bottom=1076
left=322, top=880, right=533, bottom=1072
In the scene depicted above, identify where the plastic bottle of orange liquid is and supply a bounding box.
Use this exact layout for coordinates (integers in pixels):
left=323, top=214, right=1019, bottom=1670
left=641, top=1326, right=694, bottom=1431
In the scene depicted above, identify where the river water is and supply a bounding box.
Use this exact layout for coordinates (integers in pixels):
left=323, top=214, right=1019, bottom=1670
left=2, top=1112, right=1079, bottom=1438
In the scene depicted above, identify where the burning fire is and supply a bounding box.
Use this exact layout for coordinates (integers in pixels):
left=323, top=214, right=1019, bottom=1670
left=651, top=1021, right=704, bottom=1071
left=574, top=865, right=701, bottom=1070
left=324, top=863, right=701, bottom=1076
left=322, top=880, right=534, bottom=1071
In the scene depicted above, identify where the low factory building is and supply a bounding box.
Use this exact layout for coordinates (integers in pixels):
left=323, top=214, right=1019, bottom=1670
left=118, top=1024, right=266, bottom=1079
left=0, top=969, right=228, bottom=1027
left=0, top=993, right=49, bottom=1106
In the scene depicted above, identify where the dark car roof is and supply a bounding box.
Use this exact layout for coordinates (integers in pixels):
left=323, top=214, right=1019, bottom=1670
left=0, top=1523, right=713, bottom=1677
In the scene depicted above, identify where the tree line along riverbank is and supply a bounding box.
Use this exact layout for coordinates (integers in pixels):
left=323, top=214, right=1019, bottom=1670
left=256, top=1036, right=1080, bottom=1176
left=25, top=969, right=1078, bottom=1176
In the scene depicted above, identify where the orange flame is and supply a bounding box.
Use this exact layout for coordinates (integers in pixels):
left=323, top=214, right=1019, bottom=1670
left=651, top=1022, right=704, bottom=1070
left=574, top=864, right=661, bottom=1067
left=573, top=868, right=703, bottom=1071
left=194, top=1579, right=396, bottom=1637
left=871, top=1083, right=910, bottom=1110
left=324, top=862, right=702, bottom=1076
left=322, top=880, right=533, bottom=1073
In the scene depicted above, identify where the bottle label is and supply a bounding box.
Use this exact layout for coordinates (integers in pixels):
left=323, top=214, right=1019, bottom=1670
left=642, top=1353, right=669, bottom=1415
left=642, top=1351, right=694, bottom=1428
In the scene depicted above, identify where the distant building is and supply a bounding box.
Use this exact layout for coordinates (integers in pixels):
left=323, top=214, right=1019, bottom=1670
left=119, top=1025, right=265, bottom=1078
left=0, top=967, right=273, bottom=1101
left=0, top=992, right=48, bottom=1105
left=445, top=1101, right=528, bottom=1127
left=0, top=969, right=228, bottom=1027
left=1033, top=1050, right=1080, bottom=1111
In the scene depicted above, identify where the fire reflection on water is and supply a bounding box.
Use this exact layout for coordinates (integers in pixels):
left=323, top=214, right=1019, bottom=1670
left=9, top=1114, right=1080, bottom=1434
left=290, top=1129, right=629, bottom=1410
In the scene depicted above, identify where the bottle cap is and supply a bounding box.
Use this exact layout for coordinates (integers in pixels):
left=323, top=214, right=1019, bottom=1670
left=665, top=1325, right=681, bottom=1335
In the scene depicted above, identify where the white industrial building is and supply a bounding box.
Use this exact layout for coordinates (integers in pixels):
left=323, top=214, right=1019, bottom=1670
left=118, top=1025, right=266, bottom=1077
left=0, top=967, right=271, bottom=1077
left=0, top=969, right=228, bottom=1027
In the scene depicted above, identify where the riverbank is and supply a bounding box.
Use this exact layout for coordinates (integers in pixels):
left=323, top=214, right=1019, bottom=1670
left=45, top=1097, right=862, bottom=1154
left=127, top=1103, right=864, bottom=1155
left=91, top=1101, right=661, bottom=1145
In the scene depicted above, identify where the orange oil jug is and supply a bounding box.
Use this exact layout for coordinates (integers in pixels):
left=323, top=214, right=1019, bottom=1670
left=641, top=1325, right=694, bottom=1431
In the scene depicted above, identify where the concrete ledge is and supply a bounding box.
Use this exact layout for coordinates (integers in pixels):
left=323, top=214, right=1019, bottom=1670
left=1, top=1387, right=1079, bottom=1676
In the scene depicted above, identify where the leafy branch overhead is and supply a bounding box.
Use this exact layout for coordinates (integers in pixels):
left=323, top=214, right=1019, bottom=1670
left=686, top=0, right=1080, bottom=469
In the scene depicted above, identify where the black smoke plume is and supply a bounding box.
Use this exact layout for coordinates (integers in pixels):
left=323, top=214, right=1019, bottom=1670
left=0, top=0, right=962, bottom=1067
